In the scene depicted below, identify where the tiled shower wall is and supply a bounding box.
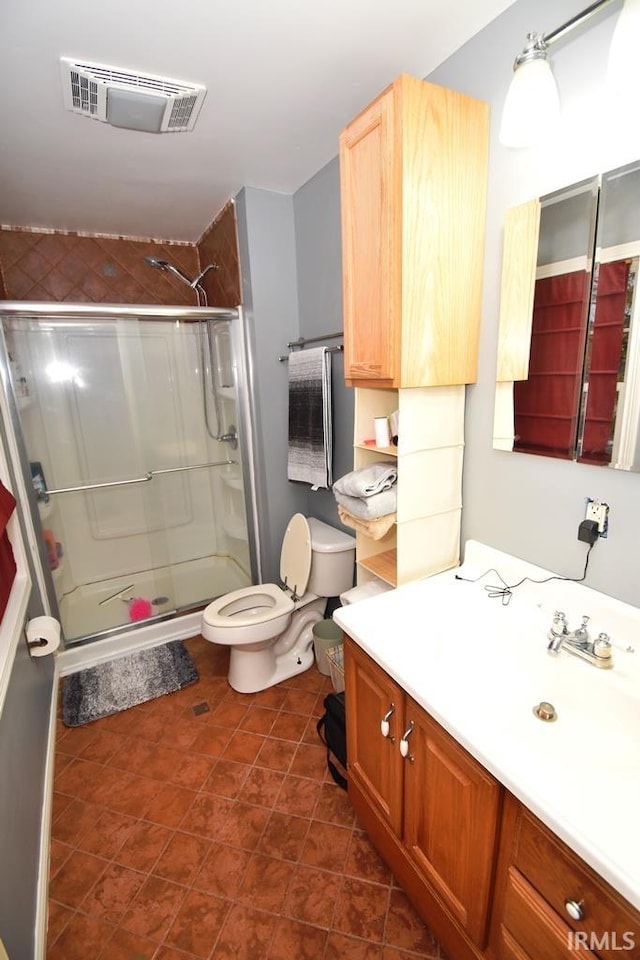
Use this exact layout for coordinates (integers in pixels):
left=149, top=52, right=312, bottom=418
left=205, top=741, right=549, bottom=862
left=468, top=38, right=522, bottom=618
left=196, top=201, right=242, bottom=308
left=0, top=204, right=241, bottom=308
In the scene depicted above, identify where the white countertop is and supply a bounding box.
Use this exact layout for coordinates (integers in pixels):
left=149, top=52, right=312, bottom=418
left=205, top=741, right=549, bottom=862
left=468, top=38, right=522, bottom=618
left=333, top=540, right=640, bottom=911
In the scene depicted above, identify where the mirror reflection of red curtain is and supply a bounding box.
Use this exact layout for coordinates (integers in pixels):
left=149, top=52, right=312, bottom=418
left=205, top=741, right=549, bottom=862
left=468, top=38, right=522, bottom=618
left=514, top=271, right=590, bottom=458
left=0, top=481, right=17, bottom=623
left=579, top=260, right=629, bottom=465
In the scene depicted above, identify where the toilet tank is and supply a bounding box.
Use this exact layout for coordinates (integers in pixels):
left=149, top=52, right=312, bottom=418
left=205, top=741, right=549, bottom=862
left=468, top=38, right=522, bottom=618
left=306, top=518, right=356, bottom=597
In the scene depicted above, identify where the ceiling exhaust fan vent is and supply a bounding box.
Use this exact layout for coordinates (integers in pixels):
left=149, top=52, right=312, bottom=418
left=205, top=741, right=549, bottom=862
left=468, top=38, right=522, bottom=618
left=60, top=57, right=206, bottom=133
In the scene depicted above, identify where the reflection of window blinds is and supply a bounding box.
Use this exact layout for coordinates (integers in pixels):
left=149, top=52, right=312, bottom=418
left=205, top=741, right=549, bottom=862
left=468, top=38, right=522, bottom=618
left=580, top=260, right=629, bottom=465
left=513, top=271, right=590, bottom=459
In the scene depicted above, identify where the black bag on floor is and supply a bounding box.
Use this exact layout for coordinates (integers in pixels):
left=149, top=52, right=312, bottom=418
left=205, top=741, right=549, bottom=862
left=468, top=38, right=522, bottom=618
left=317, top=691, right=347, bottom=790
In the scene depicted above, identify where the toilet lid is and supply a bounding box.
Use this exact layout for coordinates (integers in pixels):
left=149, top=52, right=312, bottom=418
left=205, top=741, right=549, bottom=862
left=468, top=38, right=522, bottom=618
left=280, top=513, right=312, bottom=598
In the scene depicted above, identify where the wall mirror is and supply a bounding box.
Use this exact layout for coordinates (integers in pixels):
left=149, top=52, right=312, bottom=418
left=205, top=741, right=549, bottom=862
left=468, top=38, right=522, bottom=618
left=494, top=158, right=640, bottom=471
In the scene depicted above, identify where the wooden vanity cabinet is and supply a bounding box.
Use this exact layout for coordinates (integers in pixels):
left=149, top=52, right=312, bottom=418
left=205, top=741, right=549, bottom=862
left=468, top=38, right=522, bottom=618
left=344, top=637, right=502, bottom=959
left=489, top=793, right=640, bottom=960
left=339, top=73, right=489, bottom=389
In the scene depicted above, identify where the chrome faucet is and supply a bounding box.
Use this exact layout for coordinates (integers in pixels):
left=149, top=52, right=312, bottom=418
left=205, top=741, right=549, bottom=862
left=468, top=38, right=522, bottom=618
left=547, top=612, right=613, bottom=669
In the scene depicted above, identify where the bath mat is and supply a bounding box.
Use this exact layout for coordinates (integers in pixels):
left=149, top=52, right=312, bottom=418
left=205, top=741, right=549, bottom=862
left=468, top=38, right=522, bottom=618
left=62, top=640, right=198, bottom=727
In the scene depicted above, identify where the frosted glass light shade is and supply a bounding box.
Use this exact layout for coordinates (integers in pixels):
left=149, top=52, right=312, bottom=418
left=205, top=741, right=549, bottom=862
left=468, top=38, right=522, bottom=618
left=499, top=57, right=561, bottom=149
left=607, top=0, right=640, bottom=95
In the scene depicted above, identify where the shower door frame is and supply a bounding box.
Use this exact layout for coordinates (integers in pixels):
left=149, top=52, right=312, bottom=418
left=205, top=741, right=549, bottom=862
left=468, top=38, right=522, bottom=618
left=0, top=301, right=262, bottom=648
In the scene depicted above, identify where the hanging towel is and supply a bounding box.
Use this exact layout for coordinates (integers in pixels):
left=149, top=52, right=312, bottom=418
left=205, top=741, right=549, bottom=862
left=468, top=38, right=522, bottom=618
left=333, top=462, right=397, bottom=498
left=287, top=347, right=333, bottom=489
left=0, top=481, right=17, bottom=624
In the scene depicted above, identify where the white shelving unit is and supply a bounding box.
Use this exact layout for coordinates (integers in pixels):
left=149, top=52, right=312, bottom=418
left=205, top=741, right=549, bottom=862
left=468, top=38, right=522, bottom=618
left=352, top=386, right=465, bottom=588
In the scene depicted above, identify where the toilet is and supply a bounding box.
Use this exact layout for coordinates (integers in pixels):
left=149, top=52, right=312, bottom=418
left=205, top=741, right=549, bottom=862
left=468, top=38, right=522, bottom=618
left=202, top=514, right=355, bottom=693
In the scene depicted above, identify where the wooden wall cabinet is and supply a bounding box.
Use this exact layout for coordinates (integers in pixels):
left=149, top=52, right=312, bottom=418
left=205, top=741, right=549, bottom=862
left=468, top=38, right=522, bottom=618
left=339, top=73, right=489, bottom=389
left=345, top=639, right=502, bottom=958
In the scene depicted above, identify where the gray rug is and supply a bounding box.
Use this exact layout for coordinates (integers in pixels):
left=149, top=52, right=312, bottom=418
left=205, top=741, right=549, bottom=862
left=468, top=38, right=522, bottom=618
left=62, top=640, right=199, bottom=727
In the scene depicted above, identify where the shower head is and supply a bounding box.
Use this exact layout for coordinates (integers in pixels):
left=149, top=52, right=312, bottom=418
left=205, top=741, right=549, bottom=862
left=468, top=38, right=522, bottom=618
left=143, top=255, right=197, bottom=289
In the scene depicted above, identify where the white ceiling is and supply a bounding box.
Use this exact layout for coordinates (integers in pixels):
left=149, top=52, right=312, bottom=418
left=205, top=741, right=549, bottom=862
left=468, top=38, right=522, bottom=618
left=0, top=0, right=515, bottom=243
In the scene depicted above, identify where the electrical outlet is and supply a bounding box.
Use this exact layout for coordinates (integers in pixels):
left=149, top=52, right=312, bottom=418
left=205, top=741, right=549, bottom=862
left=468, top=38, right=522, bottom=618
left=585, top=498, right=609, bottom=537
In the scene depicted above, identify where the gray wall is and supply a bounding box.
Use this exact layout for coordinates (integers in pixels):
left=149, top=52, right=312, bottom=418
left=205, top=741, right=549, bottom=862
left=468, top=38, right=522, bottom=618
left=293, top=158, right=355, bottom=529
left=236, top=187, right=308, bottom=582
left=0, top=644, right=53, bottom=959
left=429, top=0, right=640, bottom=605
left=290, top=0, right=640, bottom=607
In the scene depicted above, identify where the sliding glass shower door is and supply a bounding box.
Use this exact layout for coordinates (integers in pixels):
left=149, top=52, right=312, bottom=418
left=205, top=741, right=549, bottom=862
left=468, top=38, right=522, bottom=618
left=1, top=306, right=257, bottom=646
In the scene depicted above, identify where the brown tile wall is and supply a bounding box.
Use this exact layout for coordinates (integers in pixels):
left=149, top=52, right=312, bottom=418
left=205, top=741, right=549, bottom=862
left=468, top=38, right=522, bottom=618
left=196, top=202, right=242, bottom=308
left=0, top=229, right=201, bottom=306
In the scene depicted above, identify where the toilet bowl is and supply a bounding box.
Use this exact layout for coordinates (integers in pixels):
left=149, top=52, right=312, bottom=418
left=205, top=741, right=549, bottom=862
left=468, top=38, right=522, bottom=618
left=202, top=514, right=355, bottom=693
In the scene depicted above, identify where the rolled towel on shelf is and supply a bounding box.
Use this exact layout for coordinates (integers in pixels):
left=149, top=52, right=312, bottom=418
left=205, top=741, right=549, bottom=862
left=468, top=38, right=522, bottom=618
left=333, top=487, right=397, bottom=520
left=332, top=462, right=398, bottom=498
left=337, top=505, right=396, bottom=541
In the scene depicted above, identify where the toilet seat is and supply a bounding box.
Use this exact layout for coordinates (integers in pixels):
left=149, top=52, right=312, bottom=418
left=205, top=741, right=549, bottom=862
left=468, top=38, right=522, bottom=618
left=202, top=514, right=313, bottom=646
left=203, top=582, right=294, bottom=629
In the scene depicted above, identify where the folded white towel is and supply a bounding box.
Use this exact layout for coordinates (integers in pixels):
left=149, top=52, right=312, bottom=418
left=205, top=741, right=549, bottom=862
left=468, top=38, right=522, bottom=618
left=332, top=462, right=397, bottom=499
left=333, top=487, right=397, bottom=520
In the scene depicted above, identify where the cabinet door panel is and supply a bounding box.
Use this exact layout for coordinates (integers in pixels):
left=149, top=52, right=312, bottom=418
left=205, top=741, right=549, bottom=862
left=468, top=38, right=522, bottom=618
left=344, top=640, right=403, bottom=833
left=403, top=700, right=500, bottom=946
left=340, top=87, right=398, bottom=383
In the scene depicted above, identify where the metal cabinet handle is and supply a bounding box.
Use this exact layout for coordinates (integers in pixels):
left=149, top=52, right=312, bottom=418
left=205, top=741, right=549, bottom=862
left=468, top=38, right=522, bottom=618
left=564, top=898, right=585, bottom=921
left=380, top=704, right=395, bottom=739
left=400, top=721, right=415, bottom=761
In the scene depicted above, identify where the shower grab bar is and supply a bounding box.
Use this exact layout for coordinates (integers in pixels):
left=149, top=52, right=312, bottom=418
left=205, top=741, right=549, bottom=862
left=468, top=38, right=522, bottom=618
left=43, top=459, right=237, bottom=496
left=150, top=459, right=236, bottom=476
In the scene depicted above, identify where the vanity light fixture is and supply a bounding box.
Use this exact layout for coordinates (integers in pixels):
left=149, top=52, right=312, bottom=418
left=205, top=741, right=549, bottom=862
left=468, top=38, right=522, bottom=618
left=499, top=0, right=619, bottom=149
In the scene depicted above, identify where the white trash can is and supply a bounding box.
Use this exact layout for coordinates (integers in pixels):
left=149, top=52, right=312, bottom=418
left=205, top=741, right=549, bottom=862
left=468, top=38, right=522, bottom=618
left=312, top=618, right=342, bottom=675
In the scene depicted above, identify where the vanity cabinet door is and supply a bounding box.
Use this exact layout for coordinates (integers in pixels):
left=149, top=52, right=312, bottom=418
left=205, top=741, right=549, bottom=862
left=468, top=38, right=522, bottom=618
left=344, top=638, right=404, bottom=834
left=402, top=696, right=501, bottom=947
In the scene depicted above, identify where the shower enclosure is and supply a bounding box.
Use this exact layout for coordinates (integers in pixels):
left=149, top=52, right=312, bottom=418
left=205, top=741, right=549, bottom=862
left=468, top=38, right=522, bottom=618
left=0, top=303, right=260, bottom=647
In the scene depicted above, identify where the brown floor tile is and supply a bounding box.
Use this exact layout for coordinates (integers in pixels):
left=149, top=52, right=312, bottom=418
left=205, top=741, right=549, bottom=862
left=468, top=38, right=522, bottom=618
left=332, top=877, right=390, bottom=942
left=300, top=820, right=353, bottom=872
left=214, top=903, right=278, bottom=960
left=267, top=917, right=328, bottom=959
left=47, top=911, right=114, bottom=960
left=98, top=925, right=159, bottom=960
left=165, top=888, right=229, bottom=957
left=237, top=853, right=295, bottom=913
left=282, top=863, right=342, bottom=928
left=238, top=765, right=285, bottom=807
left=325, top=932, right=384, bottom=959
left=48, top=849, right=108, bottom=908
left=193, top=841, right=252, bottom=899
left=78, top=861, right=146, bottom=923
left=48, top=653, right=444, bottom=960
left=254, top=736, right=294, bottom=773
left=120, top=874, right=186, bottom=941
left=183, top=792, right=234, bottom=841
left=152, top=831, right=210, bottom=885
left=219, top=801, right=270, bottom=850
left=384, top=889, right=442, bottom=955
left=144, top=782, right=197, bottom=828
left=77, top=808, right=136, bottom=859
left=240, top=705, right=279, bottom=735
left=115, top=820, right=173, bottom=872
left=257, top=811, right=311, bottom=862
left=203, top=757, right=251, bottom=798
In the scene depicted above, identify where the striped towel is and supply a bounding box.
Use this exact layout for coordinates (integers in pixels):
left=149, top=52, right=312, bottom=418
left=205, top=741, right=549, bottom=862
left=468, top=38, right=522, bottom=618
left=287, top=347, right=333, bottom=489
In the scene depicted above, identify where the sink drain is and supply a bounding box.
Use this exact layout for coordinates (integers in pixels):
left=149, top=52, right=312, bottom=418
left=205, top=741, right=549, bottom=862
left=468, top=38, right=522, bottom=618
left=533, top=701, right=557, bottom=722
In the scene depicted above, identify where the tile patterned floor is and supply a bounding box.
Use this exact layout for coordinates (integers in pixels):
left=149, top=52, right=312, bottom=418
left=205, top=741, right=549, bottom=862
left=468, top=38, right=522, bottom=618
left=48, top=636, right=446, bottom=960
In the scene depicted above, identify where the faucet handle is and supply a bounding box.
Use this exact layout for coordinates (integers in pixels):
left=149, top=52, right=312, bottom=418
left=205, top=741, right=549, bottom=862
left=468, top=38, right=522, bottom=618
left=550, top=611, right=568, bottom=636
left=594, top=633, right=613, bottom=661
